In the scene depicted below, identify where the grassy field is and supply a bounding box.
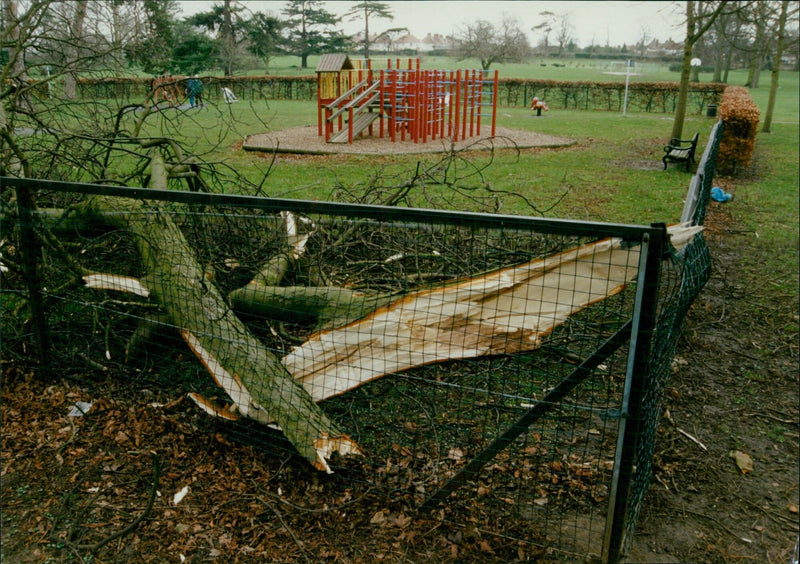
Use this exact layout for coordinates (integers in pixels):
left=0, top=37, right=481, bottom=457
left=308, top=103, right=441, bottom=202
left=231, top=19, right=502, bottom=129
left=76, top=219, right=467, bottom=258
left=241, top=53, right=795, bottom=88
left=133, top=59, right=798, bottom=292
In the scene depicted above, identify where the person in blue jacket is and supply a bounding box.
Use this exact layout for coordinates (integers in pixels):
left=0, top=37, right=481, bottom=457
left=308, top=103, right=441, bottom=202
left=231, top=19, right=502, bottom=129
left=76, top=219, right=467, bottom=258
left=186, top=76, right=203, bottom=108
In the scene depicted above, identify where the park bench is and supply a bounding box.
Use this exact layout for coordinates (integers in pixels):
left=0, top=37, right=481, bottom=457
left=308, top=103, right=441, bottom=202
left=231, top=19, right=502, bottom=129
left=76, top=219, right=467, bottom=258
left=663, top=132, right=699, bottom=171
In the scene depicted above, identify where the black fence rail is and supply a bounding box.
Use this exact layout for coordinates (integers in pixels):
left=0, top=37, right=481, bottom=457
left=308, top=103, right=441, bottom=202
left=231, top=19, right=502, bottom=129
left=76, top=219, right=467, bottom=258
left=0, top=123, right=722, bottom=563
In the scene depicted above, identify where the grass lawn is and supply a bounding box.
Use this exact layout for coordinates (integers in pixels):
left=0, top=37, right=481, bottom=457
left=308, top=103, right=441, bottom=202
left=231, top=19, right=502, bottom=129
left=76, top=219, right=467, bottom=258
left=127, top=60, right=799, bottom=296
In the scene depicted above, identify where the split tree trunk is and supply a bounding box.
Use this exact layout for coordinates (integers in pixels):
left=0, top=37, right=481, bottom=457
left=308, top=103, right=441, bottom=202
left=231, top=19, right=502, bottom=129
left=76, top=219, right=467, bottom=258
left=78, top=154, right=360, bottom=472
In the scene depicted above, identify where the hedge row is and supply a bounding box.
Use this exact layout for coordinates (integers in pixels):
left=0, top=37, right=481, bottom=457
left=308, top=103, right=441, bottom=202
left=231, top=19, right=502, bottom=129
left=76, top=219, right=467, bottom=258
left=717, top=86, right=760, bottom=173
left=76, top=75, right=317, bottom=103
left=497, top=78, right=724, bottom=113
left=75, top=75, right=725, bottom=115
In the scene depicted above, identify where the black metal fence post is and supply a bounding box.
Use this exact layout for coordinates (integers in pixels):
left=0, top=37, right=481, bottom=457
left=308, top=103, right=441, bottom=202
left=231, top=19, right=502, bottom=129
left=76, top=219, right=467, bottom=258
left=13, top=184, right=51, bottom=374
left=602, top=225, right=667, bottom=563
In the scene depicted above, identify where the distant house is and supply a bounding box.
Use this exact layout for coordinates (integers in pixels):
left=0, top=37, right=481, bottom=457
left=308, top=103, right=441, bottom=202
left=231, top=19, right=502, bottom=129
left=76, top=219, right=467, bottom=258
left=350, top=30, right=455, bottom=55
left=395, top=33, right=423, bottom=51
left=420, top=33, right=450, bottom=52
left=370, top=33, right=391, bottom=53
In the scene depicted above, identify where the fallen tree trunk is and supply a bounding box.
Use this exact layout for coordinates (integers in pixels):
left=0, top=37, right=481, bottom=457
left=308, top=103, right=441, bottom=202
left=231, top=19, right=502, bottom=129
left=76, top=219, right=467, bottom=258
left=229, top=285, right=395, bottom=326
left=77, top=154, right=361, bottom=472
left=52, top=174, right=699, bottom=468
left=282, top=225, right=701, bottom=401
left=227, top=210, right=396, bottom=327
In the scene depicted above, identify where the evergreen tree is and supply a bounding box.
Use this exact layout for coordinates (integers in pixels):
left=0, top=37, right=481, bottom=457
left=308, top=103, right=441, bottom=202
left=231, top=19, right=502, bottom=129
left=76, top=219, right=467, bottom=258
left=282, top=0, right=347, bottom=68
left=244, top=11, right=283, bottom=74
left=138, top=0, right=179, bottom=74
left=344, top=1, right=393, bottom=59
left=184, top=0, right=247, bottom=76
left=171, top=22, right=217, bottom=74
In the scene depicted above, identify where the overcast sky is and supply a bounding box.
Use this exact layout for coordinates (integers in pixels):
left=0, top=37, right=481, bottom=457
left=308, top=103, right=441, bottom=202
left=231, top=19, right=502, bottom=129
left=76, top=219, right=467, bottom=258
left=178, top=1, right=687, bottom=48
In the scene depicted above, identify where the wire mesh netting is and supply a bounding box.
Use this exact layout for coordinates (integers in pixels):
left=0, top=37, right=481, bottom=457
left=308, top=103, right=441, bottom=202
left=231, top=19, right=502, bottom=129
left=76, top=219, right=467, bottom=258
left=1, top=121, right=721, bottom=564
left=4, top=185, right=664, bottom=561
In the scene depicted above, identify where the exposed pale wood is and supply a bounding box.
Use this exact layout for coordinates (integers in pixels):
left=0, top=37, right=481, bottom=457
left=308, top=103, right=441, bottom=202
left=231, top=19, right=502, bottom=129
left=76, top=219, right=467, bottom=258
left=83, top=273, right=150, bottom=297
left=283, top=225, right=701, bottom=402
left=76, top=156, right=361, bottom=472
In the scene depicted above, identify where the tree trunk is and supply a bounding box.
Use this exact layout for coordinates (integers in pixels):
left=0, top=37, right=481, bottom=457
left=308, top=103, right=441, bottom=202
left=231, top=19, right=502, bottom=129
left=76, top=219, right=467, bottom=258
left=671, top=0, right=725, bottom=140
left=230, top=285, right=394, bottom=327
left=79, top=154, right=361, bottom=472
left=283, top=225, right=702, bottom=403
left=722, top=47, right=733, bottom=83
left=3, top=0, right=34, bottom=112
left=671, top=16, right=695, bottom=141
left=223, top=0, right=235, bottom=76
left=762, top=0, right=789, bottom=133
left=363, top=6, right=370, bottom=60
left=745, top=11, right=766, bottom=88
left=712, top=47, right=723, bottom=82
left=64, top=1, right=88, bottom=100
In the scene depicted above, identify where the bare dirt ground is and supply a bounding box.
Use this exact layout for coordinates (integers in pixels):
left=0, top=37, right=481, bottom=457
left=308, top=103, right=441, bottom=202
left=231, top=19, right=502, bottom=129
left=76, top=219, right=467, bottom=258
left=2, top=128, right=798, bottom=563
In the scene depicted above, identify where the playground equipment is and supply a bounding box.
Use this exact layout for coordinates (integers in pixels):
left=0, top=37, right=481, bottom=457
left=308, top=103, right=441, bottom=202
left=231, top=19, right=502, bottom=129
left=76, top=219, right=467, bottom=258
left=316, top=55, right=498, bottom=145
left=151, top=74, right=182, bottom=107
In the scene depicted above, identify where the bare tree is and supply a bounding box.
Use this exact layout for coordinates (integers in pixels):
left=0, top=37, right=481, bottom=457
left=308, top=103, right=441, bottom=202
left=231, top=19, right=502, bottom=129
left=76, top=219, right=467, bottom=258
left=554, top=13, right=574, bottom=56
left=742, top=1, right=774, bottom=88
left=457, top=16, right=530, bottom=70
left=532, top=11, right=555, bottom=55
left=637, top=26, right=652, bottom=58
left=374, top=26, right=408, bottom=53
left=63, top=1, right=89, bottom=99
left=763, top=0, right=798, bottom=132
left=670, top=0, right=729, bottom=140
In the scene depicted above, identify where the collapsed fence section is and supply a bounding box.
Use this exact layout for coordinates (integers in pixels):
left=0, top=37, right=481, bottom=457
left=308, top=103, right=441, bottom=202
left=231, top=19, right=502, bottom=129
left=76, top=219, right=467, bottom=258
left=2, top=178, right=713, bottom=562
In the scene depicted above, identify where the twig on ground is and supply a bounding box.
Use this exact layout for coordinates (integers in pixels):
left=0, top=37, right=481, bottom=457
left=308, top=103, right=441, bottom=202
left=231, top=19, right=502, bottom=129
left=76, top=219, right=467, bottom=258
left=744, top=411, right=797, bottom=426
left=676, top=427, right=708, bottom=451
left=256, top=496, right=311, bottom=564
left=733, top=493, right=800, bottom=528
left=77, top=453, right=161, bottom=553
left=681, top=508, right=754, bottom=544
left=664, top=409, right=708, bottom=451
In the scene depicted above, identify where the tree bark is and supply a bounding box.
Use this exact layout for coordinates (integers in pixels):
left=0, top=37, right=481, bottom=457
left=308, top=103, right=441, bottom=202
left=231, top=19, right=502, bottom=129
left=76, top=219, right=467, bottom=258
left=671, top=0, right=727, bottom=140
left=762, top=0, right=789, bottom=133
left=230, top=285, right=394, bottom=327
left=63, top=1, right=89, bottom=100
left=78, top=154, right=361, bottom=472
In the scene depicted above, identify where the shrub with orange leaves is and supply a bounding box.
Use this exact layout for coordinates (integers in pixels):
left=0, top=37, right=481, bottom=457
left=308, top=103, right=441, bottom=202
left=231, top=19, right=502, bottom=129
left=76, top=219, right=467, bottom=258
left=717, top=86, right=760, bottom=174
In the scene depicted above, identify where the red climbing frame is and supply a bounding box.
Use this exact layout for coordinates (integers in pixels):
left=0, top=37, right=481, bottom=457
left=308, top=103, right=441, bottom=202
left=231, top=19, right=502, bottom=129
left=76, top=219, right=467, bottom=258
left=318, top=58, right=498, bottom=145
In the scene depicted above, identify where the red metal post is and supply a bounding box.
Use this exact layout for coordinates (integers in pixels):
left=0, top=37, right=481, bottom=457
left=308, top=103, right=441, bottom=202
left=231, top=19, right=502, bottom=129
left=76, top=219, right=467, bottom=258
left=454, top=70, right=461, bottom=142
left=390, top=69, right=397, bottom=142
left=421, top=70, right=428, bottom=144
left=412, top=67, right=419, bottom=143
left=491, top=69, right=498, bottom=137
left=469, top=70, right=477, bottom=138
left=461, top=71, right=469, bottom=140
left=379, top=69, right=385, bottom=139
left=348, top=106, right=354, bottom=144
left=476, top=70, right=483, bottom=135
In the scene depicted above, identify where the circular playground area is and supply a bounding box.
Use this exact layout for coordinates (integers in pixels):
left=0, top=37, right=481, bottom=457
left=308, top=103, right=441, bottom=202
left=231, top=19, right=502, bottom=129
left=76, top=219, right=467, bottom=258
left=243, top=124, right=576, bottom=156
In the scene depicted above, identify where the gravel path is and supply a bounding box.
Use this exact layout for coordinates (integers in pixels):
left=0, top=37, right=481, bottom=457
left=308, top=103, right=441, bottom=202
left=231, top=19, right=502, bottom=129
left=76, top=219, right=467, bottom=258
left=243, top=124, right=575, bottom=155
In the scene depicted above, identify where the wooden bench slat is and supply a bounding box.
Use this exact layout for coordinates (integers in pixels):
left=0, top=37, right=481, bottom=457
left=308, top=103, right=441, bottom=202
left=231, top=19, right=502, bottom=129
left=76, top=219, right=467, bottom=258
left=663, top=132, right=699, bottom=172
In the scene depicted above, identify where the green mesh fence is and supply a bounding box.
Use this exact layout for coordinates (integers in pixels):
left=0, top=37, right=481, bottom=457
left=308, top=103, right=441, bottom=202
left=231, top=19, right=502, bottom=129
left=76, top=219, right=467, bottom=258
left=616, top=121, right=724, bottom=558
left=1, top=124, right=722, bottom=562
